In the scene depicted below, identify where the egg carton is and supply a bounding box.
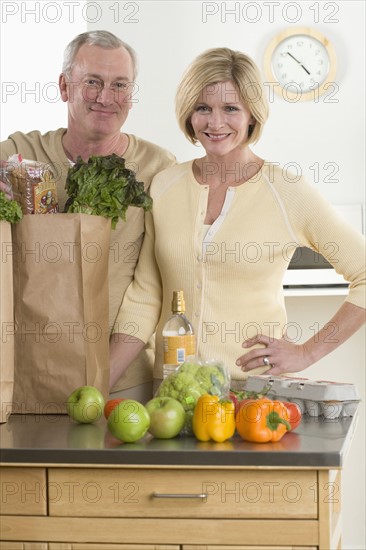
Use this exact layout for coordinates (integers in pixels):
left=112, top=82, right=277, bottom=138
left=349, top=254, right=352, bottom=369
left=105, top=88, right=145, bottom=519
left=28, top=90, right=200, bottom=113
left=243, top=375, right=361, bottom=419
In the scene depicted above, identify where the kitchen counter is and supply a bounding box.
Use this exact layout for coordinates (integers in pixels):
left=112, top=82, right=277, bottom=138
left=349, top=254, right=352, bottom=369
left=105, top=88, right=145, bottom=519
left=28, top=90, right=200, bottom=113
left=0, top=412, right=359, bottom=548
left=0, top=411, right=358, bottom=468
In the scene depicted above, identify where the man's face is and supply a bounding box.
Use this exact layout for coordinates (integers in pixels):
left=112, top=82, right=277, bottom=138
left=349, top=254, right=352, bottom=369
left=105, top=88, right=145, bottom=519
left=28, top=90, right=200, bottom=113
left=61, top=44, right=135, bottom=138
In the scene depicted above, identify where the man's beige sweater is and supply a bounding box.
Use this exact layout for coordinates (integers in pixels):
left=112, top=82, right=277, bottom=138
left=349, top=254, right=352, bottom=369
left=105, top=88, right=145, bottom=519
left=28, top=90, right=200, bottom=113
left=1, top=129, right=176, bottom=390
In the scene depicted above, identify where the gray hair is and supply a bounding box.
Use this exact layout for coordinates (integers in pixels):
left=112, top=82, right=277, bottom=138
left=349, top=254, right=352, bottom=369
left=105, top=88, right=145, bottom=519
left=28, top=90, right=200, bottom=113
left=62, top=30, right=138, bottom=80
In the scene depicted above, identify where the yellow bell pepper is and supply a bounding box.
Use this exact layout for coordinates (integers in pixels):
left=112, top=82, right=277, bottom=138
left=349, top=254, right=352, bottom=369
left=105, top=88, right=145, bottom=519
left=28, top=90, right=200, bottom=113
left=192, top=394, right=236, bottom=443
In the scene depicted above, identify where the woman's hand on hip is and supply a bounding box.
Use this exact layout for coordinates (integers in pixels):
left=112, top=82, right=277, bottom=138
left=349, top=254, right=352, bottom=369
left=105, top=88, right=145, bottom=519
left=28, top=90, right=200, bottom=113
left=236, top=334, right=310, bottom=375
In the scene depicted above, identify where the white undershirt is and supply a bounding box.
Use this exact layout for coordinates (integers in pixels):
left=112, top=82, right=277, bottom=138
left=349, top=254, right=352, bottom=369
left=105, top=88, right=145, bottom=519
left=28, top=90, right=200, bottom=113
left=203, top=224, right=211, bottom=238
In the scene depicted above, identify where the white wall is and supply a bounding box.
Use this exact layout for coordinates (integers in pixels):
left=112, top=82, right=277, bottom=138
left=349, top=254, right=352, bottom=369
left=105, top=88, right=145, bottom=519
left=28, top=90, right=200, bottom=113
left=2, top=0, right=365, bottom=207
left=0, top=0, right=88, bottom=137
left=1, top=1, right=365, bottom=547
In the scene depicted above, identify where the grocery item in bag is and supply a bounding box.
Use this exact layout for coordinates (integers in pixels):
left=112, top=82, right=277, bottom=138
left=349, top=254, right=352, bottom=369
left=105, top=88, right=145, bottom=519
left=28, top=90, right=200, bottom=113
left=3, top=154, right=58, bottom=214
left=11, top=214, right=110, bottom=414
left=156, top=358, right=230, bottom=434
left=0, top=221, right=14, bottom=423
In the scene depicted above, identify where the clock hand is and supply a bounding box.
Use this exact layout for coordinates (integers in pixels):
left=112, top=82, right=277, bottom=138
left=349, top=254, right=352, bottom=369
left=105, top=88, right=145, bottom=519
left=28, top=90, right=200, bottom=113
left=287, top=52, right=311, bottom=75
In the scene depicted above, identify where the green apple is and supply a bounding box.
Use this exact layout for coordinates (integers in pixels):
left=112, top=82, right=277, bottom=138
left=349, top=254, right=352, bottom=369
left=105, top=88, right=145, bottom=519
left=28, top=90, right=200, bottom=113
left=145, top=397, right=186, bottom=439
left=66, top=385, right=105, bottom=424
left=107, top=399, right=150, bottom=443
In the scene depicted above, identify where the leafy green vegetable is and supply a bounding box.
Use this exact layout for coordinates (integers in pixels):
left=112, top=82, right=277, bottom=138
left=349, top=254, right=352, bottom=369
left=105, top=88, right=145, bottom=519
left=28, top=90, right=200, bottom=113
left=0, top=190, right=23, bottom=224
left=65, top=154, right=152, bottom=229
left=156, top=360, right=230, bottom=433
left=157, top=370, right=204, bottom=412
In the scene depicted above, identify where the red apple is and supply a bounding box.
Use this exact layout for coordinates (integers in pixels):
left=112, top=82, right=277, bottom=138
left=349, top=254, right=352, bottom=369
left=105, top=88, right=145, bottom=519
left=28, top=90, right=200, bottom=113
left=104, top=398, right=125, bottom=419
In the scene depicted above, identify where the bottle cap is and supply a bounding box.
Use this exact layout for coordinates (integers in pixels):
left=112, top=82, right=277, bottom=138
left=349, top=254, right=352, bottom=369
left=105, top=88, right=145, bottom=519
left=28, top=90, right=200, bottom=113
left=172, top=290, right=185, bottom=313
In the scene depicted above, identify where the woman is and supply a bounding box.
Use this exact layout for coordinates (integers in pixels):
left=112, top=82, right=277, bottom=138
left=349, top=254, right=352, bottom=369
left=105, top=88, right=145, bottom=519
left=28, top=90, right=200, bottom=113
left=110, top=47, right=365, bottom=391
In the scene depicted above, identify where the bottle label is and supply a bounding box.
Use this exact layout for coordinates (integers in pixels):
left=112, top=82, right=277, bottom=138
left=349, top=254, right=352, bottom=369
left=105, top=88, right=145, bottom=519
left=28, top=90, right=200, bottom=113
left=163, top=335, right=196, bottom=365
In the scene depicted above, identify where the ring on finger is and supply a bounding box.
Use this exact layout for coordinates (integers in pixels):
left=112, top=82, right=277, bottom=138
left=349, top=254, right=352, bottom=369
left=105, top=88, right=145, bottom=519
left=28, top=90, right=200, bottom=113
left=263, top=355, right=270, bottom=366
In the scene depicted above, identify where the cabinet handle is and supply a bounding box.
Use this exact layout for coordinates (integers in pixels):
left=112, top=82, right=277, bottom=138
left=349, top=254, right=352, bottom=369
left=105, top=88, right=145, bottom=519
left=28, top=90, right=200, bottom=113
left=152, top=492, right=208, bottom=499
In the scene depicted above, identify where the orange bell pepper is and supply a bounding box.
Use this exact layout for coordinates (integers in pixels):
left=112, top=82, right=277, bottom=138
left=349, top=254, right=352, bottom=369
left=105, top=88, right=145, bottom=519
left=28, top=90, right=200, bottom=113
left=236, top=398, right=291, bottom=443
left=192, top=394, right=235, bottom=443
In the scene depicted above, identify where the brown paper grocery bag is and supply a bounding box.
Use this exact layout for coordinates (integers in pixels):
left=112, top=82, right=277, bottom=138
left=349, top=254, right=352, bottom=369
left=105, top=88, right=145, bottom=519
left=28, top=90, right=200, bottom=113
left=0, top=221, right=14, bottom=423
left=11, top=214, right=111, bottom=414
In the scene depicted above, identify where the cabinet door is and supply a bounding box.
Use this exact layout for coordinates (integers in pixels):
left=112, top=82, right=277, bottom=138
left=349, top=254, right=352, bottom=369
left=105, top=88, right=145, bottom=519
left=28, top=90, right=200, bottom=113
left=48, top=468, right=317, bottom=519
left=0, top=545, right=179, bottom=550
left=0, top=544, right=48, bottom=549
left=48, top=545, right=180, bottom=549
left=0, top=467, right=47, bottom=515
left=182, top=546, right=318, bottom=550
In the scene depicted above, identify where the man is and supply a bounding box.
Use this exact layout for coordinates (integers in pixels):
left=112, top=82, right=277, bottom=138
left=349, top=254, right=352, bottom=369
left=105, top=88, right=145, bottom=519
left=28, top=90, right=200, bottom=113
left=0, top=31, right=176, bottom=401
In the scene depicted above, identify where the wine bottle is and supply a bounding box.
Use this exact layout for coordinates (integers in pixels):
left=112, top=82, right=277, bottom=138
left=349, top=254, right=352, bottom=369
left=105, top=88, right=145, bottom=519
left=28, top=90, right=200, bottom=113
left=162, top=290, right=196, bottom=378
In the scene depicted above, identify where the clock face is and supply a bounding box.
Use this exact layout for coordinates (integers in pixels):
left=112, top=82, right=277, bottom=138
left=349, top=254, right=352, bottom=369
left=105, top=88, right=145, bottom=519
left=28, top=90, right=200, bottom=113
left=271, top=35, right=330, bottom=94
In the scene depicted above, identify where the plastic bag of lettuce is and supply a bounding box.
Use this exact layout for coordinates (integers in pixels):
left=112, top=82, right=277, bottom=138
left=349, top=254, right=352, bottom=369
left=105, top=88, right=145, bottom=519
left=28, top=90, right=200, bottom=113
left=155, top=358, right=230, bottom=434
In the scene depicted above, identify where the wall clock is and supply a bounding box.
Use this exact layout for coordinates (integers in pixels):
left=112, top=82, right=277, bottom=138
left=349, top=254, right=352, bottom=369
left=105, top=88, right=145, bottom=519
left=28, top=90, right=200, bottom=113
left=263, top=27, right=337, bottom=101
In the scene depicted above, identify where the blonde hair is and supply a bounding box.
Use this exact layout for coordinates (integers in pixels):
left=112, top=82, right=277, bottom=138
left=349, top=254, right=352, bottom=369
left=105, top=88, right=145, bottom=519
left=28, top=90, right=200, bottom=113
left=176, top=47, right=269, bottom=145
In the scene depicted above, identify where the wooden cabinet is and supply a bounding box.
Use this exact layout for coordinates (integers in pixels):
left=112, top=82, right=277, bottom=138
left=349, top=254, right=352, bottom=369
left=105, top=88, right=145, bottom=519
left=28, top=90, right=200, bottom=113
left=56, top=547, right=314, bottom=550
left=0, top=545, right=179, bottom=549
left=182, top=547, right=317, bottom=550
left=47, top=468, right=317, bottom=519
left=0, top=466, right=341, bottom=548
left=84, top=547, right=312, bottom=550
left=0, top=467, right=47, bottom=516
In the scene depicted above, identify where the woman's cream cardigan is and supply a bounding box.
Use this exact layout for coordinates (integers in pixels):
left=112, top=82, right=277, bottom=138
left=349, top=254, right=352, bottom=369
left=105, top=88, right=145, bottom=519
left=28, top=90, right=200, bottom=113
left=115, top=161, right=365, bottom=382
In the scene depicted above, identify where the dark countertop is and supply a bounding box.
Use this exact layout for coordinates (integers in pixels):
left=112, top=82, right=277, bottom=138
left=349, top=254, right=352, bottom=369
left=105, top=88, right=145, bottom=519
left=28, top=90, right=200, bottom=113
left=0, top=411, right=359, bottom=468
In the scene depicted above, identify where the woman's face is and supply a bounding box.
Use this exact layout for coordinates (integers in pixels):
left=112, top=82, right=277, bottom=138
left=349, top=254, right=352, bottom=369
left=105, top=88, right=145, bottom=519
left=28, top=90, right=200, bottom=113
left=190, top=80, right=254, bottom=158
